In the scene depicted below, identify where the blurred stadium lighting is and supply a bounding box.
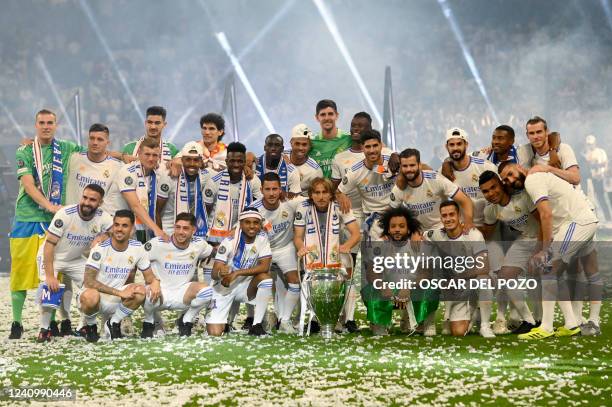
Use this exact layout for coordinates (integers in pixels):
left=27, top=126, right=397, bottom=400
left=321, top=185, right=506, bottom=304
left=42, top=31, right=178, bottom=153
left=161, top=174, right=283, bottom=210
left=0, top=102, right=26, bottom=139
left=170, top=0, right=294, bottom=141
left=602, top=0, right=612, bottom=31
left=312, top=0, right=383, bottom=128
left=437, top=0, right=499, bottom=123
left=215, top=32, right=276, bottom=134
left=79, top=0, right=144, bottom=122
left=36, top=56, right=78, bottom=140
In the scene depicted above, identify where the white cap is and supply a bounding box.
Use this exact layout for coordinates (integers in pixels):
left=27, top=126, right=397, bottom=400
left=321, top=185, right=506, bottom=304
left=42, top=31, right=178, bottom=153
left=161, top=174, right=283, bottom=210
left=586, top=135, right=596, bottom=145
left=291, top=123, right=313, bottom=140
left=239, top=208, right=263, bottom=221
left=180, top=141, right=204, bottom=157
left=445, top=127, right=469, bottom=143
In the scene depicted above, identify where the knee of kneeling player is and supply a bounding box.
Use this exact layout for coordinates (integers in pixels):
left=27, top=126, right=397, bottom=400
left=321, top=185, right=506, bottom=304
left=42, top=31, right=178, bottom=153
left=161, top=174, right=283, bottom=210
left=207, top=325, right=224, bottom=337
left=285, top=271, right=300, bottom=284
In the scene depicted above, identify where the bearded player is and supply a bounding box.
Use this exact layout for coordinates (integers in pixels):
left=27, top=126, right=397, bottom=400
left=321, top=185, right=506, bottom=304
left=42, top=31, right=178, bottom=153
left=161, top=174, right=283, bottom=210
left=142, top=213, right=215, bottom=338
left=79, top=210, right=160, bottom=342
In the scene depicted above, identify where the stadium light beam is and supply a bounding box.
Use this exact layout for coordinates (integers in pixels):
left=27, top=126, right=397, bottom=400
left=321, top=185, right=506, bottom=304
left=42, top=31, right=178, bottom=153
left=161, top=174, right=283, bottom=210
left=312, top=0, right=383, bottom=127
left=0, top=102, right=27, bottom=139
left=170, top=0, right=295, bottom=142
left=437, top=0, right=499, bottom=123
left=215, top=32, right=276, bottom=134
left=78, top=0, right=143, bottom=122
left=602, top=0, right=612, bottom=31
left=36, top=56, right=78, bottom=140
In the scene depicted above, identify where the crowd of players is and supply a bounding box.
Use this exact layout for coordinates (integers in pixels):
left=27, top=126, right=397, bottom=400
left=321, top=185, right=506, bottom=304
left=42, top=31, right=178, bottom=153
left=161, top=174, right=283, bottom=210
left=7, top=99, right=603, bottom=343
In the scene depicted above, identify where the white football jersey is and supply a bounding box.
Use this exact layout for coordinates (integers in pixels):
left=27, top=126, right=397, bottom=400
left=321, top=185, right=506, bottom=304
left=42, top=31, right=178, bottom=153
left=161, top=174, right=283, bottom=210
left=439, top=156, right=497, bottom=226
left=484, top=190, right=539, bottom=238
left=65, top=152, right=122, bottom=211
left=423, top=227, right=488, bottom=259
left=524, top=172, right=597, bottom=233
left=252, top=197, right=303, bottom=250
left=43, top=204, right=113, bottom=268
left=145, top=236, right=213, bottom=290
left=517, top=143, right=578, bottom=170
left=332, top=147, right=393, bottom=216
left=255, top=156, right=302, bottom=195
left=213, top=232, right=271, bottom=295
left=389, top=170, right=460, bottom=230
left=87, top=239, right=150, bottom=289
left=293, top=157, right=323, bottom=196
left=203, top=171, right=262, bottom=231
left=104, top=162, right=171, bottom=217
left=337, top=153, right=395, bottom=215
left=160, top=170, right=209, bottom=234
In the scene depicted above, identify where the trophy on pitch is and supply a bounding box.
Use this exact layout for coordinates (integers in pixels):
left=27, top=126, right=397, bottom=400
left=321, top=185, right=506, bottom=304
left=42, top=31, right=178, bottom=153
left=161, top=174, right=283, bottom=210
left=307, top=267, right=348, bottom=339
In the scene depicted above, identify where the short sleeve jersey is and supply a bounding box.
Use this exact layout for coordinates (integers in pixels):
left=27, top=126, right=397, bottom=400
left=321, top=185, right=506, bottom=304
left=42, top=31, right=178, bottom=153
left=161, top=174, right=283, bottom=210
left=104, top=162, right=171, bottom=216
left=213, top=232, right=272, bottom=295
left=292, top=157, right=323, bottom=196
left=160, top=170, right=209, bottom=234
left=337, top=154, right=396, bottom=215
left=252, top=197, right=303, bottom=250
left=145, top=236, right=213, bottom=289
left=255, top=157, right=302, bottom=194
left=43, top=204, right=113, bottom=268
left=86, top=239, right=150, bottom=289
left=203, top=171, right=262, bottom=230
left=309, top=131, right=352, bottom=178
left=389, top=170, right=460, bottom=230
left=15, top=139, right=84, bottom=222
left=439, top=156, right=497, bottom=226
left=517, top=143, right=578, bottom=170
left=524, top=172, right=597, bottom=233
left=483, top=190, right=539, bottom=238
left=423, top=227, right=488, bottom=273
left=65, top=152, right=122, bottom=210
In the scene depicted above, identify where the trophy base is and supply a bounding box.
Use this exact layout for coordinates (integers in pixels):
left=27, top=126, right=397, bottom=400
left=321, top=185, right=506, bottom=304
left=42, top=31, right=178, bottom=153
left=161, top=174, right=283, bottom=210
left=320, top=324, right=334, bottom=339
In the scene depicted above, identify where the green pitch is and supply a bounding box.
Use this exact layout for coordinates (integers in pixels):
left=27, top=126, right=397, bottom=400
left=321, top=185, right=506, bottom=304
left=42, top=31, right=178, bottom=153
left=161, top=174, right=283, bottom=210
left=0, top=296, right=610, bottom=406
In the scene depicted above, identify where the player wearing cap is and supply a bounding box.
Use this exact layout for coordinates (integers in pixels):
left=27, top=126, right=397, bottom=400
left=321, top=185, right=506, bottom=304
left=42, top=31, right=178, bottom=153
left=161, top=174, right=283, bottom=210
left=104, top=137, right=171, bottom=242
left=65, top=123, right=122, bottom=212
left=157, top=141, right=210, bottom=237
left=206, top=208, right=273, bottom=336
left=423, top=201, right=495, bottom=338
left=35, top=184, right=113, bottom=342
left=141, top=213, right=215, bottom=338
left=309, top=99, right=352, bottom=178
left=252, top=173, right=302, bottom=334
left=287, top=123, right=323, bottom=196
left=121, top=106, right=179, bottom=168
left=499, top=162, right=601, bottom=338
left=79, top=210, right=160, bottom=342
left=255, top=134, right=301, bottom=198
left=479, top=171, right=539, bottom=333
left=390, top=148, right=474, bottom=231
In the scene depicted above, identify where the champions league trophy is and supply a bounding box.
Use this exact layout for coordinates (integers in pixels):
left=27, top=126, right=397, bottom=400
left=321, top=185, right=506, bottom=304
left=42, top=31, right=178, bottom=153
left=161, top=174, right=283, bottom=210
left=307, top=267, right=349, bottom=339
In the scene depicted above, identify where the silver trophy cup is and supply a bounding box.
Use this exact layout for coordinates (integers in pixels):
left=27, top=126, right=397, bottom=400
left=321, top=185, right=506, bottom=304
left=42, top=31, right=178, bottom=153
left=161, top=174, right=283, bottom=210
left=307, top=268, right=347, bottom=339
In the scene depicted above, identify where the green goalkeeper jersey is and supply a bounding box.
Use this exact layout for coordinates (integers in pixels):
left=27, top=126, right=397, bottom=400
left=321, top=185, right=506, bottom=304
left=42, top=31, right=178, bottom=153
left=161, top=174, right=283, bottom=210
left=309, top=130, right=351, bottom=179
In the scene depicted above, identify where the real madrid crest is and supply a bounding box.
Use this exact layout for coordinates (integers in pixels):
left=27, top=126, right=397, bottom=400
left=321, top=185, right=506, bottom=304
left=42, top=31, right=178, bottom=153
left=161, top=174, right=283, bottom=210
left=426, top=189, right=433, bottom=198
left=103, top=169, right=110, bottom=178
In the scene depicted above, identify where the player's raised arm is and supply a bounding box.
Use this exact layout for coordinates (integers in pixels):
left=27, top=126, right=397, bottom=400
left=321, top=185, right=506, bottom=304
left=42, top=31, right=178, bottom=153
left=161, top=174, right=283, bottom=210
left=452, top=189, right=475, bottom=231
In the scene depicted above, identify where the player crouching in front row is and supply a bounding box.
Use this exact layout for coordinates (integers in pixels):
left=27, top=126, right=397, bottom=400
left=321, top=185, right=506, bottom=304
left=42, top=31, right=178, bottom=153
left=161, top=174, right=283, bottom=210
left=142, top=213, right=215, bottom=338
left=79, top=210, right=161, bottom=342
left=206, top=208, right=273, bottom=337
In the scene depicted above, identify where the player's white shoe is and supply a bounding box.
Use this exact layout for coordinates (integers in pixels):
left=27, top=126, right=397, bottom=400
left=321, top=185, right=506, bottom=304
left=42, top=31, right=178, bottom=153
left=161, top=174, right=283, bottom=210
left=479, top=324, right=496, bottom=338
left=492, top=319, right=510, bottom=335
left=153, top=320, right=167, bottom=337
left=424, top=321, right=436, bottom=337
left=278, top=321, right=296, bottom=334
